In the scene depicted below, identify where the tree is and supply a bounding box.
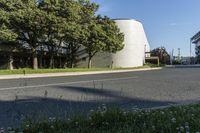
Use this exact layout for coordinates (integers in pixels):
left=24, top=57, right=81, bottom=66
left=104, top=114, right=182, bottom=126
left=0, top=7, right=18, bottom=70
left=39, top=0, right=87, bottom=68
left=151, top=47, right=170, bottom=65
left=0, top=0, right=48, bottom=69
left=82, top=16, right=124, bottom=68
left=0, top=0, right=124, bottom=69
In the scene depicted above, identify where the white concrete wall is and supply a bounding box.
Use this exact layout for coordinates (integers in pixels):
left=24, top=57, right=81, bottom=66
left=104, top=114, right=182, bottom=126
left=112, top=19, right=150, bottom=68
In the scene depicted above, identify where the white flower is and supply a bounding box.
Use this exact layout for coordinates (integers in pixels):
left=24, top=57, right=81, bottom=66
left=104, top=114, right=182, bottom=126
left=160, top=111, right=165, bottom=115
left=171, top=118, right=176, bottom=123
left=152, top=125, right=155, bottom=130
left=180, top=126, right=184, bottom=132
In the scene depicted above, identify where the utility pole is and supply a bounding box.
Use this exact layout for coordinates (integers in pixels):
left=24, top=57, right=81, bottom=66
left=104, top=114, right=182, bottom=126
left=190, top=39, right=192, bottom=64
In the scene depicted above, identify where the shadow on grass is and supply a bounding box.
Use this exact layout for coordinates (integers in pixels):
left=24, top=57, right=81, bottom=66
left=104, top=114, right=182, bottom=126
left=0, top=85, right=176, bottom=128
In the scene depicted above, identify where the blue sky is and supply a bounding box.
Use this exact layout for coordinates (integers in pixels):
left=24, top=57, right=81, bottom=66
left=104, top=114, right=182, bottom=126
left=91, top=0, right=200, bottom=56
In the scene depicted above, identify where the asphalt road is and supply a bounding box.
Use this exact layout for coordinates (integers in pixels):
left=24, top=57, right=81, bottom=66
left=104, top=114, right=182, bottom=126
left=1, top=68, right=200, bottom=127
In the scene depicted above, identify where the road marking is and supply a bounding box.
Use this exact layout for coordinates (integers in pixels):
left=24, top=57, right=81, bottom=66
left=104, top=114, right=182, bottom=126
left=0, top=76, right=138, bottom=91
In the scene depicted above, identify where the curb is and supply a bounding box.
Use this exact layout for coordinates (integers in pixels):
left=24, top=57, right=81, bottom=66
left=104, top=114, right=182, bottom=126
left=0, top=67, right=162, bottom=80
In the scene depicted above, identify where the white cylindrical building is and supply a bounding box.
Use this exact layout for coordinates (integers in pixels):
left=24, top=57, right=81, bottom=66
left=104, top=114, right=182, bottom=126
left=112, top=19, right=150, bottom=68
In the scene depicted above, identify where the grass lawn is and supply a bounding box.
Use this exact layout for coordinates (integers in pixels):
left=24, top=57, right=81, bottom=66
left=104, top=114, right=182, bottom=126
left=0, top=64, right=160, bottom=75
left=9, top=103, right=200, bottom=133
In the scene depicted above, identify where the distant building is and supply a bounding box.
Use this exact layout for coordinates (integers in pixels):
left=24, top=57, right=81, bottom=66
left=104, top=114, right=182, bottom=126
left=191, top=31, right=200, bottom=63
left=180, top=57, right=191, bottom=65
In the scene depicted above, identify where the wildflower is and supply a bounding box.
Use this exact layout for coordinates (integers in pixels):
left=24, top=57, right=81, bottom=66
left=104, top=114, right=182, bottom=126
left=49, top=117, right=53, bottom=121
left=143, top=122, right=146, bottom=128
left=98, top=106, right=101, bottom=110
left=49, top=117, right=56, bottom=122
left=50, top=125, right=54, bottom=129
left=161, top=111, right=165, bottom=115
left=102, top=104, right=106, bottom=107
left=152, top=125, right=155, bottom=130
left=185, top=125, right=190, bottom=132
left=123, top=111, right=127, bottom=115
left=171, top=118, right=176, bottom=123
left=180, top=126, right=184, bottom=132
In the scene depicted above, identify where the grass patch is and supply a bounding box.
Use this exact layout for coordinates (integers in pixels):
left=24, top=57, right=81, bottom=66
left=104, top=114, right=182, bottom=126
left=0, top=64, right=160, bottom=75
left=9, top=103, right=200, bottom=133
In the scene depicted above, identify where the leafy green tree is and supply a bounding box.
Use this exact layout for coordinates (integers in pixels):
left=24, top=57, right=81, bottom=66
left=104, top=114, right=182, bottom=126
left=82, top=16, right=124, bottom=68
left=0, top=0, right=124, bottom=69
left=0, top=0, right=48, bottom=69
left=151, top=47, right=170, bottom=65
left=39, top=0, right=86, bottom=68
left=0, top=7, right=18, bottom=70
left=38, top=0, right=65, bottom=68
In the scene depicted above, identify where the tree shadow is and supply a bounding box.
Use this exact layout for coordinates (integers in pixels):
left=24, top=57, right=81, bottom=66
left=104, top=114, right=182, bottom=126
left=0, top=85, right=176, bottom=128
left=57, top=85, right=175, bottom=108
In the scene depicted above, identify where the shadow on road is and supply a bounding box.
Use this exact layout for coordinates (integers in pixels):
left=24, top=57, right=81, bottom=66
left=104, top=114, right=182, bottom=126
left=0, top=85, right=176, bottom=128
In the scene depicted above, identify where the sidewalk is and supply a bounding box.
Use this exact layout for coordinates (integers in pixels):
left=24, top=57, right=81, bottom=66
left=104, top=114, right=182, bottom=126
left=0, top=67, right=162, bottom=80
left=166, top=65, right=200, bottom=68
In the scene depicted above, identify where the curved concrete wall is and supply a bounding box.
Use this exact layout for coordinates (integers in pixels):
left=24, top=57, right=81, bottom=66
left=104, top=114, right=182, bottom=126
left=112, top=19, right=150, bottom=68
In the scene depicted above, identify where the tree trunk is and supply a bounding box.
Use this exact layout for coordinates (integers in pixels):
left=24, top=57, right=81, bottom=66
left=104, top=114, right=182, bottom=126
left=8, top=53, right=14, bottom=70
left=70, top=57, right=74, bottom=68
left=88, top=57, right=92, bottom=69
left=32, top=48, right=38, bottom=69
left=49, top=55, right=54, bottom=69
left=59, top=57, right=62, bottom=68
left=39, top=55, right=43, bottom=69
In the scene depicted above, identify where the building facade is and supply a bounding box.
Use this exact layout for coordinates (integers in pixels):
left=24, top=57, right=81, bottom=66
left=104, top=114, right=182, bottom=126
left=191, top=31, right=200, bottom=63
left=78, top=19, right=150, bottom=68
left=112, top=19, right=150, bottom=68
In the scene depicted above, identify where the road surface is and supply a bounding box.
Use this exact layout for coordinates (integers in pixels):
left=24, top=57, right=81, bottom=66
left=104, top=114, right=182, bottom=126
left=0, top=68, right=200, bottom=127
